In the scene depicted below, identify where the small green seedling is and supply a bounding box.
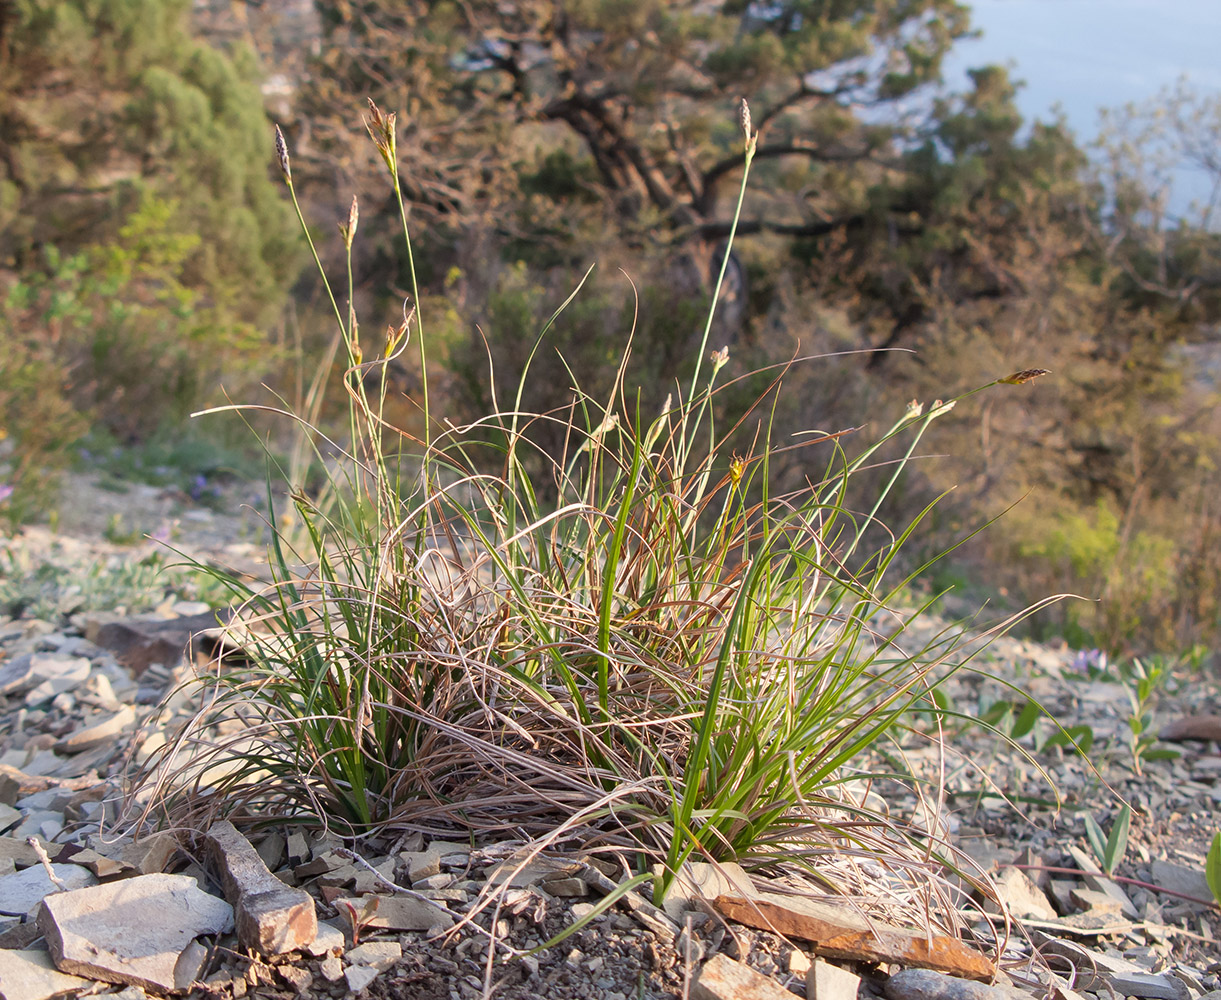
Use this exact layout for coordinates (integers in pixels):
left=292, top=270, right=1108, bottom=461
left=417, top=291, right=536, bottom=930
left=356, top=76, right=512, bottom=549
left=1120, top=657, right=1180, bottom=775
left=1084, top=804, right=1131, bottom=876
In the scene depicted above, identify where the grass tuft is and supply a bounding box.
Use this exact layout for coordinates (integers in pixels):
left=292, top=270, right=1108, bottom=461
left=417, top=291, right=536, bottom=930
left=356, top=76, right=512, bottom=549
left=126, top=100, right=1050, bottom=936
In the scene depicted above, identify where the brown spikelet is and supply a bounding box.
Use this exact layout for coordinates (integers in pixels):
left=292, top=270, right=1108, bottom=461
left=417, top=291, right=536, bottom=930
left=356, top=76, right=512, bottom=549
left=340, top=195, right=359, bottom=248
left=365, top=99, right=398, bottom=172
left=274, top=124, right=291, bottom=181
left=998, top=368, right=1051, bottom=385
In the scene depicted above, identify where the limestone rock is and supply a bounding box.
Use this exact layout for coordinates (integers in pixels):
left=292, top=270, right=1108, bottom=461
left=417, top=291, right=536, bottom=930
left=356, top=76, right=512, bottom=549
left=118, top=831, right=179, bottom=875
left=0, top=862, right=97, bottom=917
left=345, top=940, right=401, bottom=971
left=808, top=959, right=861, bottom=1000
left=56, top=704, right=136, bottom=754
left=205, top=819, right=316, bottom=956
left=883, top=969, right=1027, bottom=1000
left=0, top=945, right=92, bottom=1000
left=658, top=861, right=754, bottom=921
left=344, top=963, right=379, bottom=993
left=693, top=953, right=795, bottom=1000
left=1104, top=972, right=1191, bottom=1000
left=37, top=873, right=233, bottom=992
left=990, top=866, right=1056, bottom=921
left=334, top=894, right=453, bottom=932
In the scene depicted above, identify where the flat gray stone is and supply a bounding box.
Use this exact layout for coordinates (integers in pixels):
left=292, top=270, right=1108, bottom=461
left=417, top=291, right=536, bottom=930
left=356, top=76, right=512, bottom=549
left=693, top=953, right=795, bottom=1000
left=1150, top=861, right=1212, bottom=905
left=1066, top=846, right=1138, bottom=919
left=37, top=873, right=233, bottom=992
left=346, top=940, right=401, bottom=970
left=0, top=863, right=97, bottom=916
left=884, top=969, right=1026, bottom=1000
left=0, top=802, right=20, bottom=831
left=0, top=836, right=60, bottom=869
left=0, top=945, right=92, bottom=1000
left=21, top=657, right=92, bottom=706
left=334, top=894, right=453, bottom=931
left=1104, top=972, right=1190, bottom=1000
left=344, top=964, right=379, bottom=993
left=56, top=705, right=136, bottom=754
left=0, top=653, right=38, bottom=696
left=990, top=866, right=1056, bottom=921
left=305, top=919, right=347, bottom=957
left=658, top=861, right=754, bottom=920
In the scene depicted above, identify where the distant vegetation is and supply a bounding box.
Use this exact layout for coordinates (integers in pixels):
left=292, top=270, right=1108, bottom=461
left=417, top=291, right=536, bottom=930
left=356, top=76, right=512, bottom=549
left=2, top=0, right=1219, bottom=655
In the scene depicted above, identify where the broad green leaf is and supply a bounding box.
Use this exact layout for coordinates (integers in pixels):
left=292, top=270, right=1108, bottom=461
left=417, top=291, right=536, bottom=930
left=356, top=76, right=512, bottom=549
left=1104, top=805, right=1131, bottom=875
left=1011, top=700, right=1041, bottom=740
left=1206, top=832, right=1221, bottom=905
left=1083, top=813, right=1107, bottom=868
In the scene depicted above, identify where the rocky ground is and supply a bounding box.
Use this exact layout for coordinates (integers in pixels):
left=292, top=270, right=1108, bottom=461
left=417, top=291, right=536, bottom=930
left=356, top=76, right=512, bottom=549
left=1, top=472, right=1220, bottom=1000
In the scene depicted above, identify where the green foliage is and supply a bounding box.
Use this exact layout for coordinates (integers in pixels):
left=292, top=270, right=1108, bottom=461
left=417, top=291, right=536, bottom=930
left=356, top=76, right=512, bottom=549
left=1006, top=498, right=1179, bottom=653
left=6, top=194, right=275, bottom=440
left=0, top=0, right=302, bottom=523
left=1065, top=650, right=1182, bottom=774
left=1, top=0, right=299, bottom=319
left=0, top=0, right=306, bottom=527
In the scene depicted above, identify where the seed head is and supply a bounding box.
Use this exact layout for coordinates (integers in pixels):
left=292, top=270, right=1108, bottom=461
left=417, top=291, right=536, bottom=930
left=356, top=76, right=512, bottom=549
left=274, top=124, right=291, bottom=181
left=999, top=368, right=1051, bottom=385
left=365, top=99, right=398, bottom=174
left=739, top=98, right=752, bottom=145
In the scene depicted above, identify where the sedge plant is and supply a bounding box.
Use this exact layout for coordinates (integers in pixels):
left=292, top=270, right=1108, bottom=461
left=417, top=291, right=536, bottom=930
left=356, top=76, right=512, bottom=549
left=127, top=99, right=1052, bottom=935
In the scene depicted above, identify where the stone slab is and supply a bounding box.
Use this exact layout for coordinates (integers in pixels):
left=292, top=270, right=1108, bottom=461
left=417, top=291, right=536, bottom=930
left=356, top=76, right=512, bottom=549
left=884, top=969, right=1030, bottom=1000
left=0, top=863, right=97, bottom=917
left=714, top=892, right=994, bottom=981
left=808, top=958, right=861, bottom=1000
left=37, top=873, right=234, bottom=992
left=92, top=610, right=231, bottom=677
left=0, top=945, right=92, bottom=1000
left=57, top=705, right=136, bottom=754
left=693, top=953, right=795, bottom=1000
left=334, top=894, right=454, bottom=932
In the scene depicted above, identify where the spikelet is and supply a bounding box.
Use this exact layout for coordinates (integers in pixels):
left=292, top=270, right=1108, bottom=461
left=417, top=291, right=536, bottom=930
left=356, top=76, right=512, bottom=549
left=739, top=98, right=757, bottom=156
left=339, top=195, right=359, bottom=249
left=274, top=125, right=291, bottom=182
left=365, top=99, right=398, bottom=174
left=999, top=368, right=1051, bottom=385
